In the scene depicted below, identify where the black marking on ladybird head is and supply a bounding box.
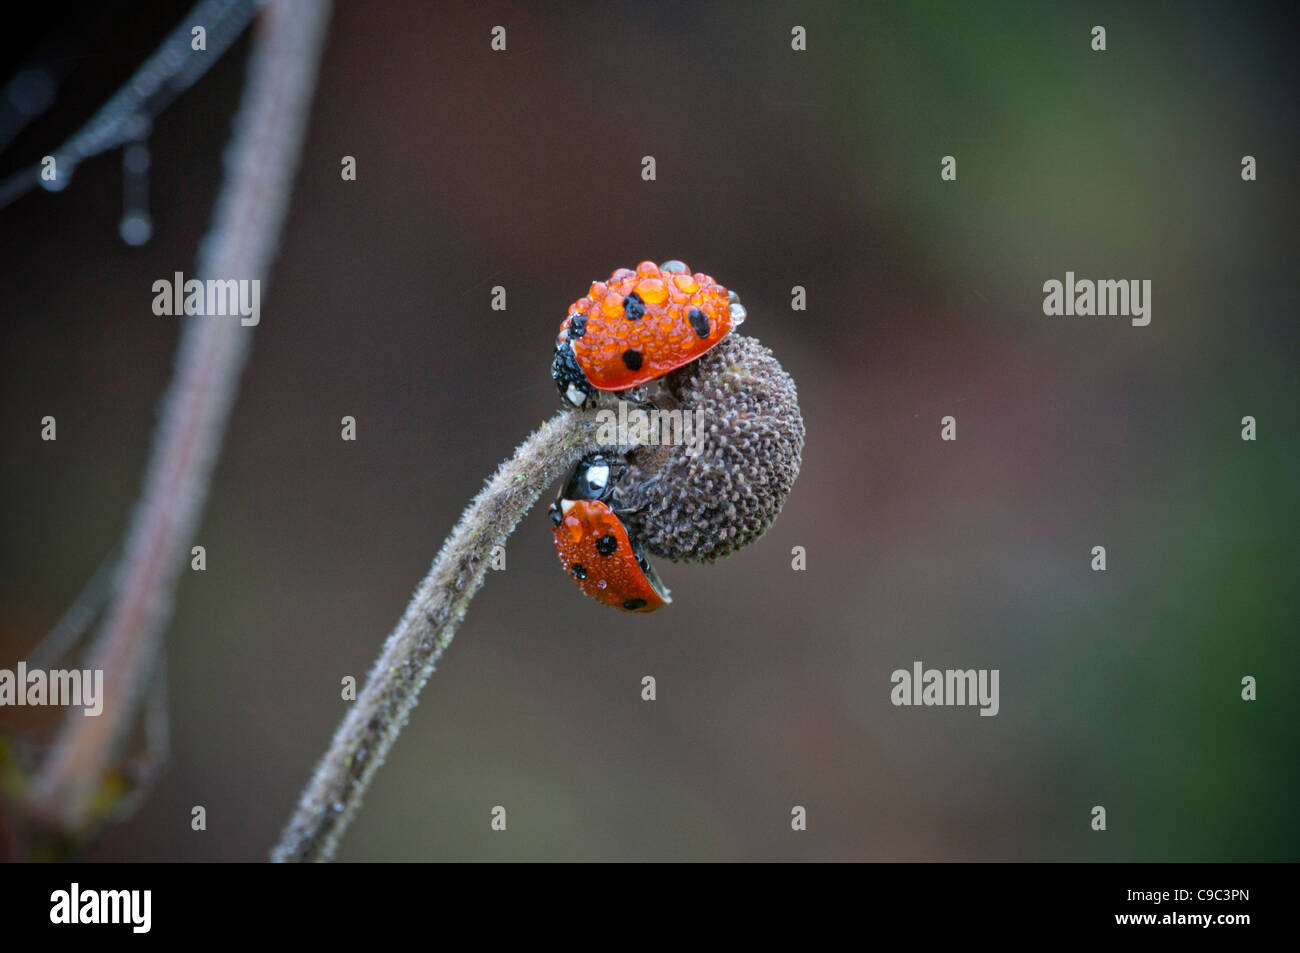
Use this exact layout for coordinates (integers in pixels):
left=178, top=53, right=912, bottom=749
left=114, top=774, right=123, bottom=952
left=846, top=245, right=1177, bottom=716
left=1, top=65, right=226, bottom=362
left=595, top=534, right=618, bottom=556
left=548, top=502, right=563, bottom=526
left=622, top=349, right=643, bottom=371
left=571, top=563, right=587, bottom=580
left=688, top=307, right=710, bottom=338
left=567, top=313, right=587, bottom=339
left=623, top=598, right=647, bottom=611
left=552, top=341, right=593, bottom=407
left=623, top=292, right=645, bottom=321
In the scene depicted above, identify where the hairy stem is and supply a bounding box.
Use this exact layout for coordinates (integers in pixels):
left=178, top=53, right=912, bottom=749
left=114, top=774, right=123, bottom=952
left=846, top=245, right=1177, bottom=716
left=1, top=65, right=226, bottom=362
left=25, top=0, right=332, bottom=839
left=272, top=408, right=604, bottom=862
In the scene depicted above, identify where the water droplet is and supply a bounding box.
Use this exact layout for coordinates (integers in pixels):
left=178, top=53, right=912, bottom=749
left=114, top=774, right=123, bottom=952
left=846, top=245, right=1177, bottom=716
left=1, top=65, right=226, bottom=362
left=119, top=212, right=152, bottom=246
left=635, top=278, right=668, bottom=304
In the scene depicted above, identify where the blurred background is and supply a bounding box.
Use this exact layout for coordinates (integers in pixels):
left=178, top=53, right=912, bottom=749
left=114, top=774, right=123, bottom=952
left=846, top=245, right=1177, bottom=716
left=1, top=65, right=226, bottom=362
left=1, top=0, right=1296, bottom=861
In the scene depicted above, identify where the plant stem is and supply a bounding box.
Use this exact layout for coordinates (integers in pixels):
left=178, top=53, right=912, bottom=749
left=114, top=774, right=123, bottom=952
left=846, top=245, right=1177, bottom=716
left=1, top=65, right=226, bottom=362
left=25, top=0, right=332, bottom=839
left=272, top=408, right=604, bottom=862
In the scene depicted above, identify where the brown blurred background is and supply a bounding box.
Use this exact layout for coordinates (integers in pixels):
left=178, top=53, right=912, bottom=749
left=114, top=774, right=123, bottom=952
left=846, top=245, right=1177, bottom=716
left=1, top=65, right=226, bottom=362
left=2, top=0, right=1297, bottom=860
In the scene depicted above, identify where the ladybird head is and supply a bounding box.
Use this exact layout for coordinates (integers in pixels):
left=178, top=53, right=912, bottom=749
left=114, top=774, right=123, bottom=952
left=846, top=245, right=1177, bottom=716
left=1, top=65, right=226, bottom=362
left=552, top=259, right=745, bottom=405
left=560, top=452, right=623, bottom=503
left=552, top=338, right=595, bottom=408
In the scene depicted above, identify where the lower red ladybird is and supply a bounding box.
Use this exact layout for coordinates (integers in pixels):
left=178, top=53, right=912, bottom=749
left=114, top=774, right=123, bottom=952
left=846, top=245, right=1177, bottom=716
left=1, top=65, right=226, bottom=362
left=548, top=453, right=670, bottom=613
left=552, top=259, right=746, bottom=407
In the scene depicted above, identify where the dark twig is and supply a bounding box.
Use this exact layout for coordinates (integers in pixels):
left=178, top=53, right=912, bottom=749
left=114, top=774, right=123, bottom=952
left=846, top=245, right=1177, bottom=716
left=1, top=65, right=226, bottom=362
left=24, top=0, right=332, bottom=840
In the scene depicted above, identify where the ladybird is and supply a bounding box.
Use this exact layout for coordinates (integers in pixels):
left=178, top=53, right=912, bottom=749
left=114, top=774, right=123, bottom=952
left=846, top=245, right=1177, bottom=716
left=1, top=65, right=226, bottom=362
left=553, top=259, right=747, bottom=407
left=547, top=453, right=670, bottom=612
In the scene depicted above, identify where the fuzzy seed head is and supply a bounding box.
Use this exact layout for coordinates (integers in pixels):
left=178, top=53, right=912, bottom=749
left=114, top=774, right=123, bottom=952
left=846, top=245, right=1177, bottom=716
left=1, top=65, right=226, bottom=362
left=617, top=334, right=804, bottom=562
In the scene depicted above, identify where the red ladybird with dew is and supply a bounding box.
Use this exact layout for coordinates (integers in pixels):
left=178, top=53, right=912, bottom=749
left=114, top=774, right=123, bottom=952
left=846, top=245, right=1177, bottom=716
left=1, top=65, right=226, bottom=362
left=547, top=453, right=670, bottom=613
left=551, top=259, right=746, bottom=407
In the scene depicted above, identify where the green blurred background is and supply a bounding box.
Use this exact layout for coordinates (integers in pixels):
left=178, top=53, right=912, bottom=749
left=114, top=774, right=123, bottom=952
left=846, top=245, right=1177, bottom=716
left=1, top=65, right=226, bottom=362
left=1, top=0, right=1296, bottom=860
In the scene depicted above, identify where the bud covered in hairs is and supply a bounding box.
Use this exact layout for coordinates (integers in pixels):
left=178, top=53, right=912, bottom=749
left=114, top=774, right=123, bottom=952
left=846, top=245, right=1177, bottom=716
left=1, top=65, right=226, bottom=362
left=615, top=334, right=804, bottom=563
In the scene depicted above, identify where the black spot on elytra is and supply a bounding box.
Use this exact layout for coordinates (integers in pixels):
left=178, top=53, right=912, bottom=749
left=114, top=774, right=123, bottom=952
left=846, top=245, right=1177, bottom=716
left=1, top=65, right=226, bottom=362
left=623, top=292, right=645, bottom=320
left=622, top=349, right=642, bottom=371
left=568, top=313, right=587, bottom=339
left=688, top=307, right=710, bottom=338
left=571, top=563, right=587, bottom=580
left=595, top=534, right=618, bottom=556
left=623, top=598, right=647, bottom=611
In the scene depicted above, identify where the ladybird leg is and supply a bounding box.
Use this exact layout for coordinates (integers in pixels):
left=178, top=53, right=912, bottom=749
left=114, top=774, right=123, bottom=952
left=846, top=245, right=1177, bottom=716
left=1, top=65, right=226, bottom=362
left=631, top=539, right=671, bottom=605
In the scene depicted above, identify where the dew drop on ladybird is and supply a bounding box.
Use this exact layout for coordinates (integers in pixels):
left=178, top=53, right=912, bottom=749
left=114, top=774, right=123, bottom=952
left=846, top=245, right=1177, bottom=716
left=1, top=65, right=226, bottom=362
left=634, top=277, right=669, bottom=305
left=600, top=292, right=624, bottom=316
left=564, top=517, right=584, bottom=544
